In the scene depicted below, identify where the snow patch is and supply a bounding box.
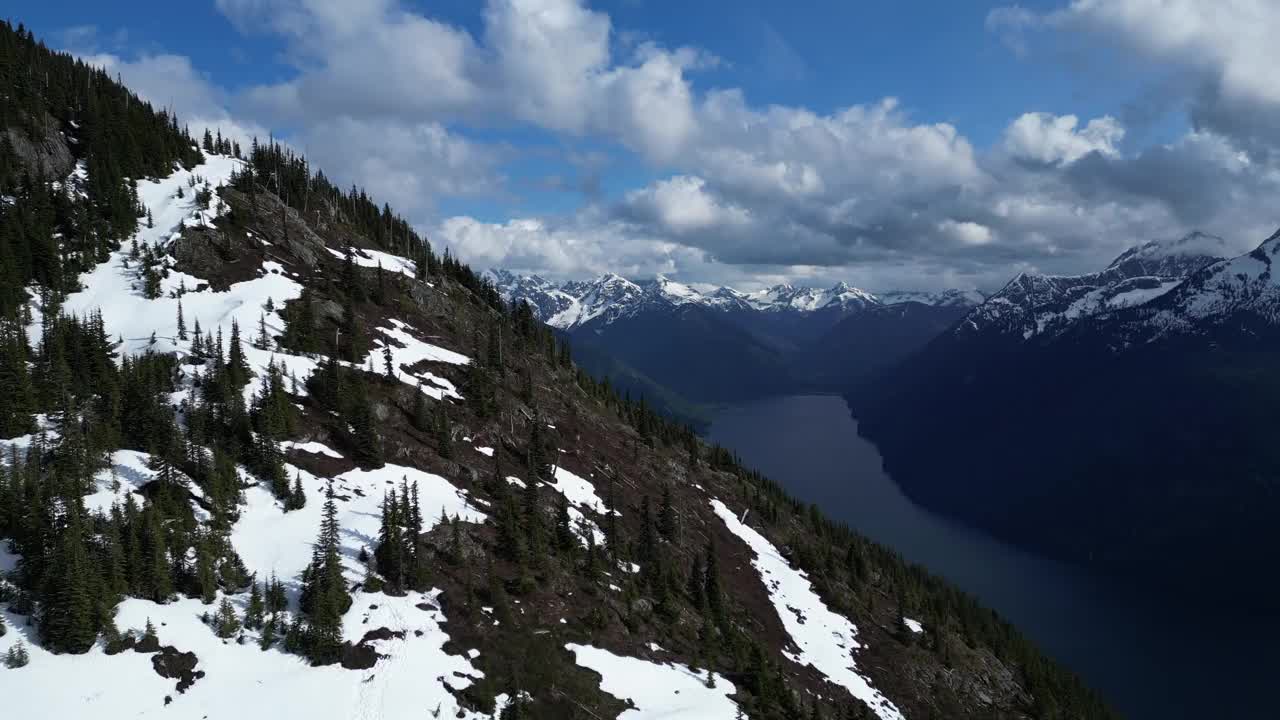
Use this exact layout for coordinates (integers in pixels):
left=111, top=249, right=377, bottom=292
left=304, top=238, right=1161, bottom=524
left=711, top=499, right=903, bottom=720
left=568, top=644, right=741, bottom=720
left=280, top=441, right=344, bottom=459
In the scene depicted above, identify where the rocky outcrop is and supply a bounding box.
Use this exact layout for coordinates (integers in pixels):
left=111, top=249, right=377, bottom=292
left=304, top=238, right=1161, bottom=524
left=6, top=118, right=75, bottom=179
left=221, top=187, right=327, bottom=268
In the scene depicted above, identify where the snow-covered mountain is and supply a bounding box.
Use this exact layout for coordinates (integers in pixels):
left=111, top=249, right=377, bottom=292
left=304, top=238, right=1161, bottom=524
left=955, top=231, right=1229, bottom=341
left=488, top=270, right=976, bottom=331
left=1120, top=229, right=1280, bottom=340
left=877, top=289, right=987, bottom=308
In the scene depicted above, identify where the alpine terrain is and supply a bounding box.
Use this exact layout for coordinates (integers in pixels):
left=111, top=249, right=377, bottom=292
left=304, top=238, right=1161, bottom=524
left=0, top=22, right=1113, bottom=720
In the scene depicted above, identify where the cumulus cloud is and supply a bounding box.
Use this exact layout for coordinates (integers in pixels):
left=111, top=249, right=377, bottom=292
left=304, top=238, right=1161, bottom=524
left=992, top=0, right=1280, bottom=155
left=1003, top=112, right=1124, bottom=165
left=58, top=0, right=1280, bottom=291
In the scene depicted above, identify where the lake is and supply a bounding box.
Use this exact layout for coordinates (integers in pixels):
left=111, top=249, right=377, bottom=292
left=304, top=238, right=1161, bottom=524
left=707, top=394, right=1272, bottom=720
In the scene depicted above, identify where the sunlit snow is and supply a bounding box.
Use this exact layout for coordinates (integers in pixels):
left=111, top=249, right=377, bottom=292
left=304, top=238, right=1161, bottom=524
left=568, top=644, right=741, bottom=720
left=711, top=499, right=904, bottom=720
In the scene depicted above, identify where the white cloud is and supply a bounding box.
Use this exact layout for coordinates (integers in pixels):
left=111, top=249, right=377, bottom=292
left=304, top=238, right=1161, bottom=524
left=58, top=0, right=1280, bottom=291
left=1004, top=112, right=1124, bottom=165
left=621, top=176, right=750, bottom=234
left=938, top=219, right=995, bottom=246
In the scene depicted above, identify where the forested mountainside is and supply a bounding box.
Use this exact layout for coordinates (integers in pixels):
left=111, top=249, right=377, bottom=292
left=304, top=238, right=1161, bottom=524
left=0, top=21, right=1112, bottom=719
left=850, top=230, right=1280, bottom=601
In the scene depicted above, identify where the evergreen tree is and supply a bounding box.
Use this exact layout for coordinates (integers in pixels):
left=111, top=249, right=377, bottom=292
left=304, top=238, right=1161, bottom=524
left=302, top=480, right=348, bottom=664
left=215, top=596, right=241, bottom=638
left=245, top=580, right=265, bottom=630
left=4, top=640, right=29, bottom=668
left=434, top=401, right=452, bottom=459
left=411, top=386, right=430, bottom=433
left=554, top=495, right=575, bottom=553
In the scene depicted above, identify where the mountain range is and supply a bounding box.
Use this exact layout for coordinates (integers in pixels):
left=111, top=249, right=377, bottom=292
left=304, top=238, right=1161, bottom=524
left=850, top=228, right=1280, bottom=599
left=488, top=270, right=984, bottom=415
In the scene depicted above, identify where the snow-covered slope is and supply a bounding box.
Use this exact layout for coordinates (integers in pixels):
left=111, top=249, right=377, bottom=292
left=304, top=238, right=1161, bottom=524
left=1093, top=229, right=1280, bottom=342
left=955, top=231, right=1228, bottom=341
left=711, top=499, right=904, bottom=720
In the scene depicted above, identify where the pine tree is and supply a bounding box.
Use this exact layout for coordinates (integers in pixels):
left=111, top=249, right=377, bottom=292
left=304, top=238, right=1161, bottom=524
left=176, top=299, right=187, bottom=341
left=288, top=471, right=307, bottom=511
left=382, top=344, right=394, bottom=380
left=304, top=479, right=349, bottom=664
left=195, top=532, right=217, bottom=604
left=39, top=506, right=99, bottom=653
left=227, top=320, right=249, bottom=388
left=245, top=580, right=265, bottom=630
left=215, top=596, right=241, bottom=638
left=375, top=489, right=405, bottom=592
left=4, top=640, right=29, bottom=668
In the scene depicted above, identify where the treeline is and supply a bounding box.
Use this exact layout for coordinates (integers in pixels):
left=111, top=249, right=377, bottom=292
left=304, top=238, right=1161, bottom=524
left=0, top=20, right=201, bottom=317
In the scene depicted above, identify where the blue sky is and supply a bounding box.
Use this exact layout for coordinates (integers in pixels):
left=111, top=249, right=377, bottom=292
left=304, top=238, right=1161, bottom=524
left=12, top=1, right=1280, bottom=290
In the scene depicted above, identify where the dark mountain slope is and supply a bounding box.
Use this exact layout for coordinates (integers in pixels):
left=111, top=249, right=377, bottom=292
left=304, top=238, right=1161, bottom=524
left=801, top=302, right=971, bottom=388
left=851, top=231, right=1280, bottom=600
left=580, top=303, right=795, bottom=402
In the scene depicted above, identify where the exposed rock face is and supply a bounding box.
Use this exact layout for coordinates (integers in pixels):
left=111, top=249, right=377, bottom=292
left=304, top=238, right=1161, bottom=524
left=221, top=187, right=327, bottom=268
left=6, top=120, right=75, bottom=179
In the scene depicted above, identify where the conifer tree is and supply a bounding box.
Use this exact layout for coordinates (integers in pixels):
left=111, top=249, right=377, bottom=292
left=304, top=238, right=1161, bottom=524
left=176, top=299, right=187, bottom=341
left=302, top=479, right=348, bottom=664
left=39, top=506, right=98, bottom=653
left=215, top=596, right=241, bottom=638
left=4, top=640, right=29, bottom=668
left=434, top=401, right=452, bottom=459
left=245, top=580, right=265, bottom=630
left=375, top=489, right=405, bottom=592
left=227, top=320, right=249, bottom=388
left=288, top=471, right=307, bottom=511
left=411, top=386, right=430, bottom=433
left=554, top=495, right=575, bottom=553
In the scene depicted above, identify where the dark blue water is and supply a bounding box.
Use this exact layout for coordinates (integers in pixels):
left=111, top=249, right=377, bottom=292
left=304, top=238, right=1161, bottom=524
left=708, top=394, right=1271, bottom=720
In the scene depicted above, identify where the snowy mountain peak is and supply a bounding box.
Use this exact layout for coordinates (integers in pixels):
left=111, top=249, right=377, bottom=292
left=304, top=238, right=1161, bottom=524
left=490, top=269, right=980, bottom=330
left=1105, top=231, right=1228, bottom=278
left=956, top=232, right=1231, bottom=341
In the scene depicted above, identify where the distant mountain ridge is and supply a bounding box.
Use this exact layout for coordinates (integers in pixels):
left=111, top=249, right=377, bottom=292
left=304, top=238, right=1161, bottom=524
left=487, top=269, right=987, bottom=406
left=486, top=269, right=982, bottom=330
